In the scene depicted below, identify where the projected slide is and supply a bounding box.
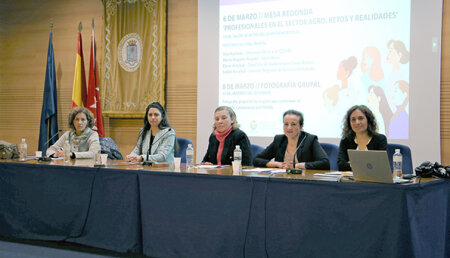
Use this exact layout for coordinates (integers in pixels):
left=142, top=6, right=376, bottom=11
left=219, top=0, right=410, bottom=139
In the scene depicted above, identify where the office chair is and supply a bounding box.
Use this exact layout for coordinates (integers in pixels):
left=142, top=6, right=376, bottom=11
left=387, top=143, right=413, bottom=174
left=319, top=142, right=339, bottom=171
left=251, top=144, right=265, bottom=163
left=176, top=137, right=193, bottom=163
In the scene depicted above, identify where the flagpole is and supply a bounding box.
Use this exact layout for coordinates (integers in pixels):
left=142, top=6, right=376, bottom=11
left=39, top=19, right=59, bottom=153
left=47, top=18, right=53, bottom=145
left=72, top=21, right=87, bottom=108
left=92, top=18, right=95, bottom=71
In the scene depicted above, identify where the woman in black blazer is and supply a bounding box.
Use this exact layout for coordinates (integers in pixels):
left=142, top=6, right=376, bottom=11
left=337, top=105, right=387, bottom=171
left=253, top=110, right=330, bottom=170
left=202, top=106, right=252, bottom=166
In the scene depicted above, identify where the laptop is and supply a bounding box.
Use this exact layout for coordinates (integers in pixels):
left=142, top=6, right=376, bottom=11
left=347, top=150, right=411, bottom=184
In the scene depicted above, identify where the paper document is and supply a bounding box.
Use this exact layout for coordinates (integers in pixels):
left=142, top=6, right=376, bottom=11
left=313, top=171, right=353, bottom=179
left=195, top=165, right=229, bottom=169
left=242, top=168, right=285, bottom=173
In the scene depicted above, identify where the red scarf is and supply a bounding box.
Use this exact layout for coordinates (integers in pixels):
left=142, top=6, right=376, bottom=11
left=214, top=126, right=233, bottom=165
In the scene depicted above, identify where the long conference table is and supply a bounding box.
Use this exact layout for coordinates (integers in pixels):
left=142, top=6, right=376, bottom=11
left=0, top=159, right=448, bottom=258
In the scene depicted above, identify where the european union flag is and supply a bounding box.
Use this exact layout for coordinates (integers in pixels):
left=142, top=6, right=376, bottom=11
left=38, top=31, right=59, bottom=155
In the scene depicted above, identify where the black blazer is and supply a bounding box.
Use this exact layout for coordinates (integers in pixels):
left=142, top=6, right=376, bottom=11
left=202, top=128, right=252, bottom=166
left=337, top=133, right=388, bottom=171
left=253, top=131, right=330, bottom=170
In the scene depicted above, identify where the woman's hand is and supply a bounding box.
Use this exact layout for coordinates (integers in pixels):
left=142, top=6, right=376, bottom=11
left=201, top=162, right=213, bottom=165
left=281, top=161, right=293, bottom=169
left=295, top=162, right=306, bottom=169
left=126, top=155, right=142, bottom=162
left=267, top=161, right=284, bottom=169
left=54, top=148, right=64, bottom=157
left=267, top=161, right=305, bottom=169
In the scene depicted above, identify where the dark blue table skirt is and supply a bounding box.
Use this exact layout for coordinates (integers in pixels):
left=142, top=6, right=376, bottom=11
left=66, top=170, right=142, bottom=253
left=264, top=179, right=448, bottom=258
left=0, top=163, right=95, bottom=241
left=139, top=172, right=253, bottom=257
left=0, top=162, right=448, bottom=257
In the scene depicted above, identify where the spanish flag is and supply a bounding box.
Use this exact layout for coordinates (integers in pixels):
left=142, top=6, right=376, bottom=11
left=72, top=22, right=87, bottom=108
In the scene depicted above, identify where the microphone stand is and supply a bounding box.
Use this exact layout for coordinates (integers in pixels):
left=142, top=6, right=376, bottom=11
left=287, top=132, right=305, bottom=174
left=143, top=128, right=172, bottom=166
left=38, top=129, right=62, bottom=161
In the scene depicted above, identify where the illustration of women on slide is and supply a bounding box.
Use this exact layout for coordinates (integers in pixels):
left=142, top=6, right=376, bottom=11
left=322, top=56, right=358, bottom=135
left=367, top=85, right=392, bottom=135
left=323, top=56, right=358, bottom=109
left=385, top=40, right=409, bottom=106
left=385, top=40, right=409, bottom=139
left=322, top=85, right=341, bottom=135
left=337, top=56, right=358, bottom=104
left=337, top=56, right=358, bottom=91
left=360, top=47, right=384, bottom=101
left=388, top=80, right=409, bottom=139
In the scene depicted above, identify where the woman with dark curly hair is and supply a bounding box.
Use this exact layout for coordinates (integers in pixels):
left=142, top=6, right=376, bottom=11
left=47, top=107, right=100, bottom=159
left=337, top=105, right=387, bottom=171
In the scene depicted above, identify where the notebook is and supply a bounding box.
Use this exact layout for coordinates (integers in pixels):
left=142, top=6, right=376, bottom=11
left=347, top=150, right=410, bottom=184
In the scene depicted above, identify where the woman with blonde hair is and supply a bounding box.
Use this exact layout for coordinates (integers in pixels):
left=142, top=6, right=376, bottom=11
left=202, top=106, right=252, bottom=165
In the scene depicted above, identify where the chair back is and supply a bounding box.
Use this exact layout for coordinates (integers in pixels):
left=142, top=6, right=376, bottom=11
left=251, top=144, right=265, bottom=163
left=99, top=137, right=124, bottom=160
left=176, top=137, right=193, bottom=163
left=320, top=142, right=339, bottom=171
left=387, top=143, right=413, bottom=174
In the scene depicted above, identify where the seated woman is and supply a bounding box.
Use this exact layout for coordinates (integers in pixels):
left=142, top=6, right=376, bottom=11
left=126, top=102, right=177, bottom=163
left=202, top=106, right=252, bottom=166
left=47, top=107, right=100, bottom=159
left=338, top=105, right=387, bottom=171
left=253, top=110, right=330, bottom=170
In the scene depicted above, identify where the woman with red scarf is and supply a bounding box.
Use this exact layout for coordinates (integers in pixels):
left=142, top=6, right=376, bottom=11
left=201, top=106, right=252, bottom=166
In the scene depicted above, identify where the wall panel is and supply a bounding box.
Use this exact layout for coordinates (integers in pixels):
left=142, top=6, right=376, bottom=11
left=0, top=0, right=198, bottom=159
left=442, top=0, right=450, bottom=165
left=0, top=0, right=104, bottom=152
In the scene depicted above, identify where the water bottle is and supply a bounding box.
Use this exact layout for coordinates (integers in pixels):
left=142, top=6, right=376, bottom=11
left=64, top=140, right=71, bottom=163
left=233, top=145, right=242, bottom=162
left=19, top=138, right=27, bottom=161
left=186, top=144, right=194, bottom=169
left=393, top=149, right=403, bottom=179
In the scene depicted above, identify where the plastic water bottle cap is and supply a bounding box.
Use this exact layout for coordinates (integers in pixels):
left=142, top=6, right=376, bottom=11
left=395, top=149, right=400, bottom=153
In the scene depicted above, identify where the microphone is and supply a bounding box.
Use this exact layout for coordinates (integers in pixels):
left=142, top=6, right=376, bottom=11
left=45, top=129, right=62, bottom=148
left=143, top=128, right=172, bottom=166
left=38, top=129, right=62, bottom=161
left=287, top=132, right=306, bottom=174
